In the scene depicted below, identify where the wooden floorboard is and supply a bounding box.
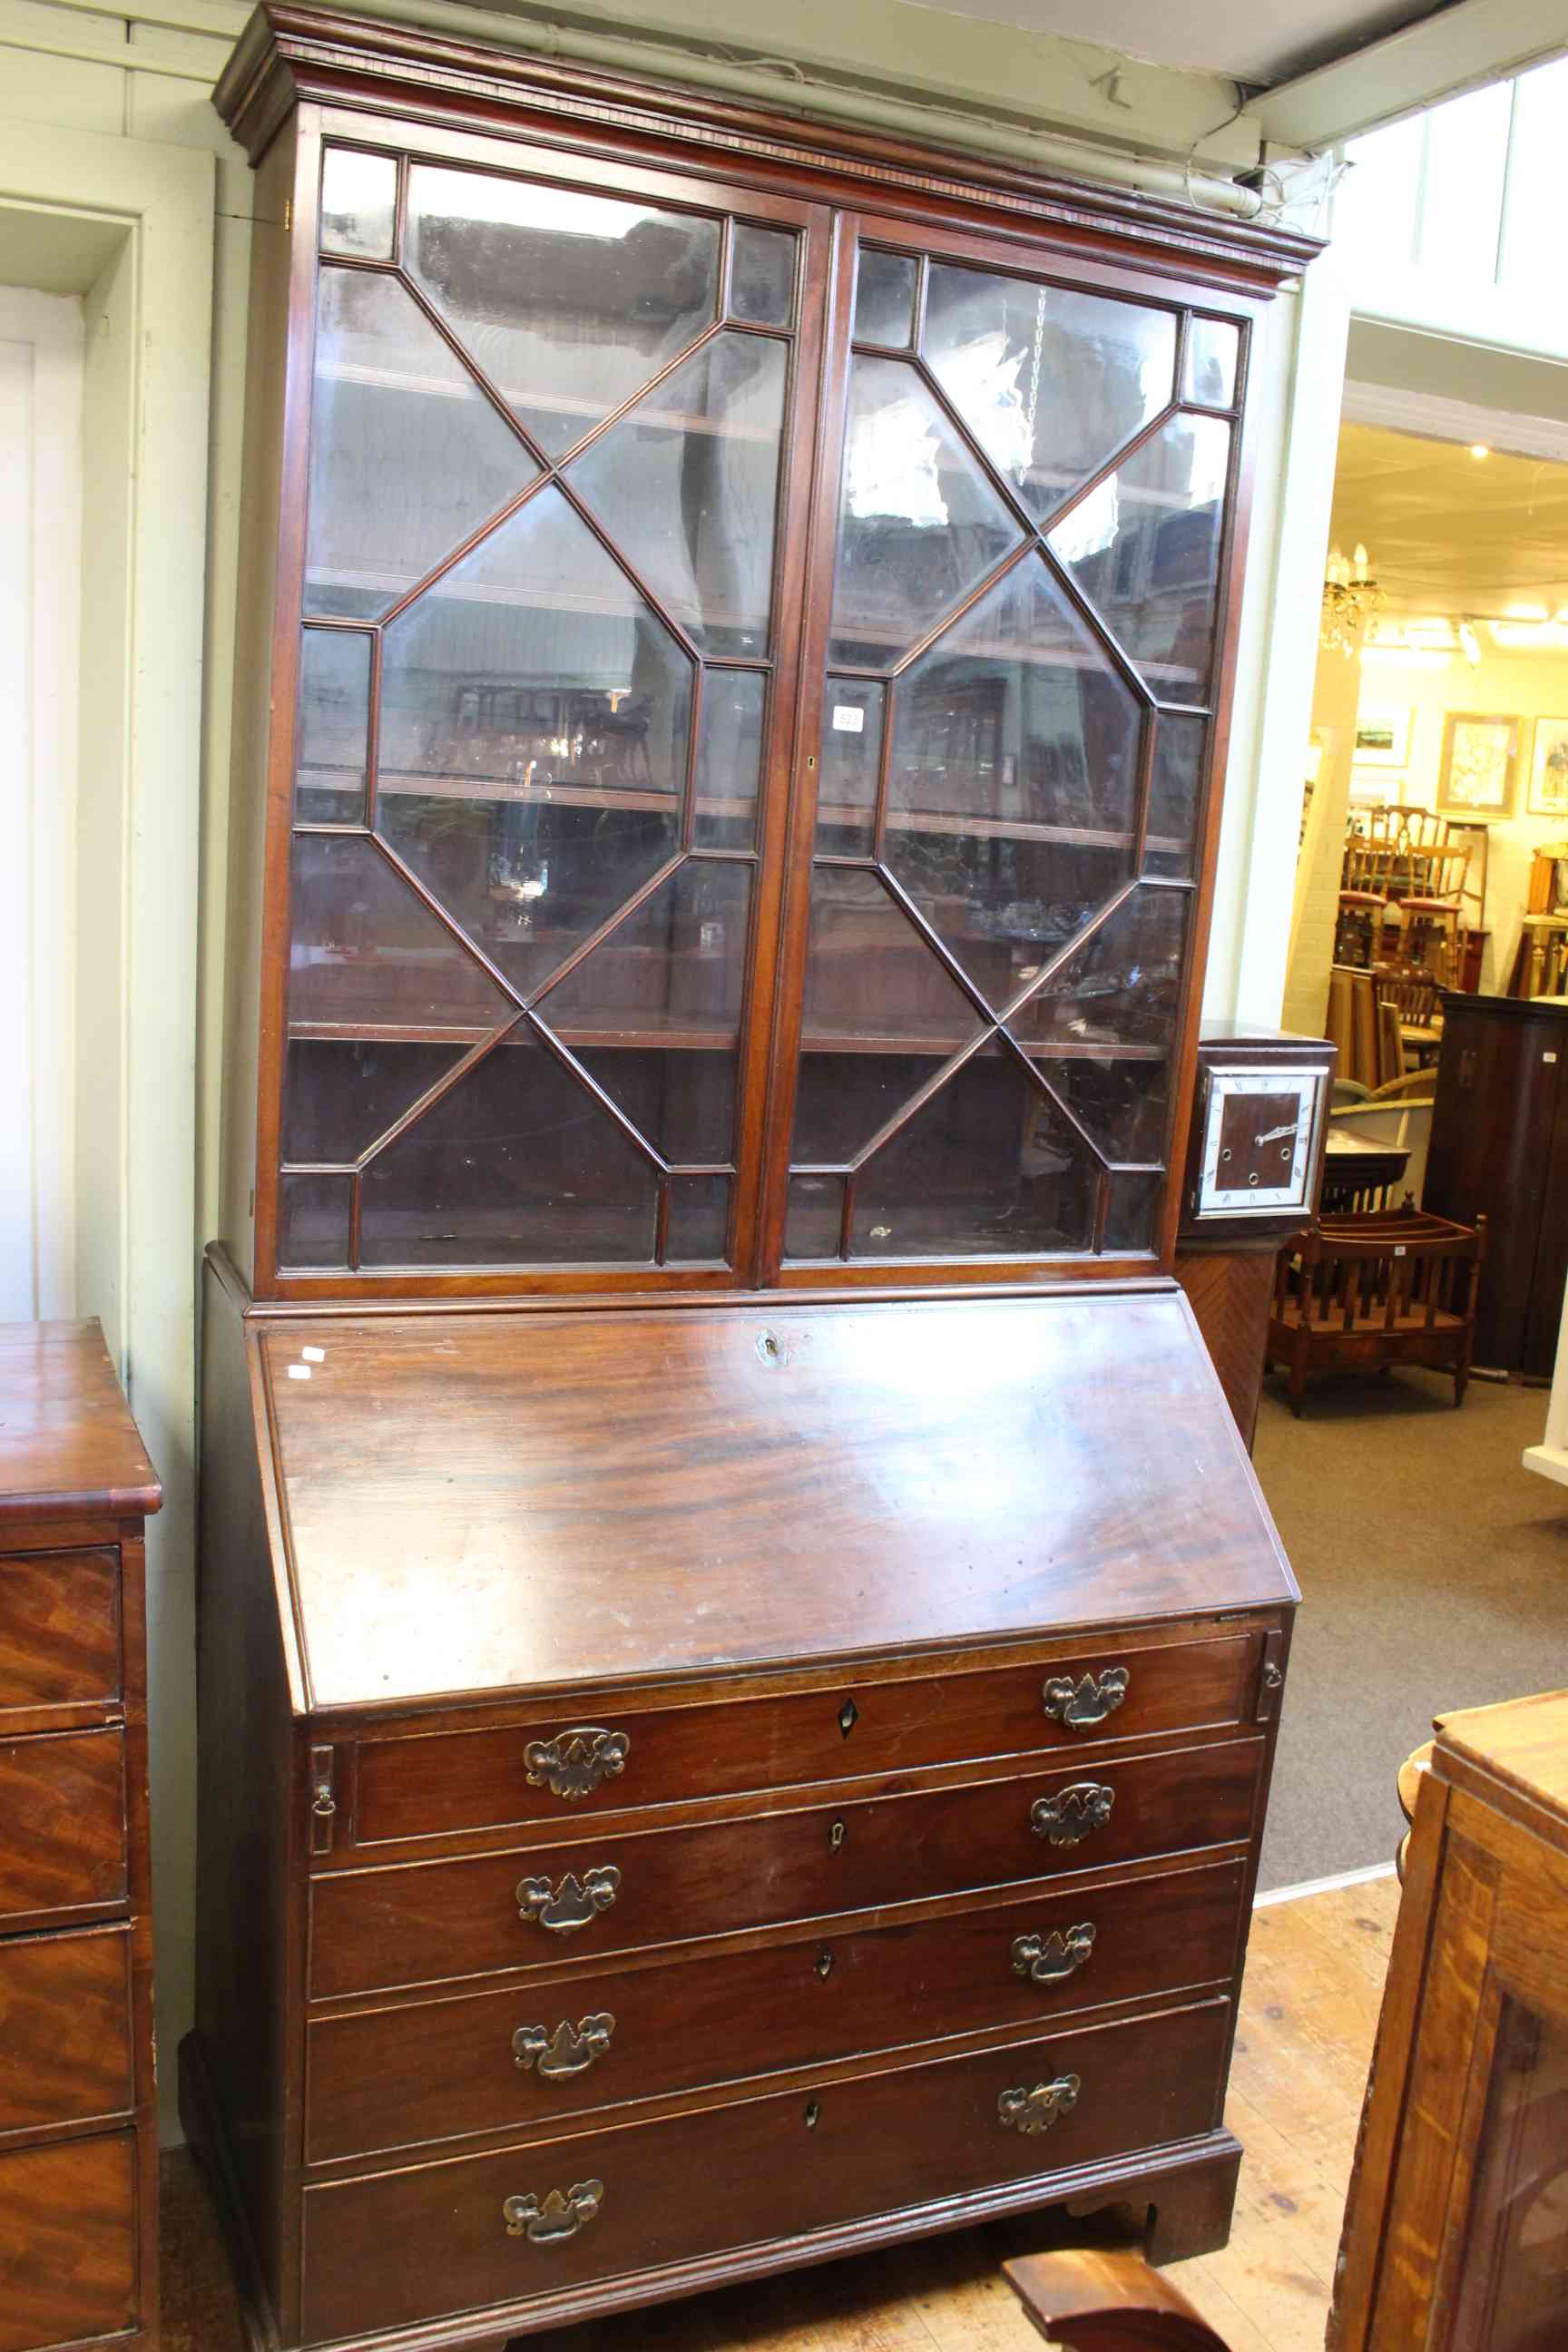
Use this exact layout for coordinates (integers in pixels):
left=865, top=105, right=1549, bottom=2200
left=161, top=1878, right=1401, bottom=2352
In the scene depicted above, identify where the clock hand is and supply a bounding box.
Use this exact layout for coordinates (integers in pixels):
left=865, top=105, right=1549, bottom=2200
left=1253, top=1122, right=1298, bottom=1146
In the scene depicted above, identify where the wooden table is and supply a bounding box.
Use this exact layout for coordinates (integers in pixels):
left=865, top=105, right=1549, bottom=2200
left=1321, top=1133, right=1411, bottom=1214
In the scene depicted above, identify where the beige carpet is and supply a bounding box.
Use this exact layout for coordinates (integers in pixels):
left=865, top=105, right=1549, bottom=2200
left=1253, top=1364, right=1568, bottom=1892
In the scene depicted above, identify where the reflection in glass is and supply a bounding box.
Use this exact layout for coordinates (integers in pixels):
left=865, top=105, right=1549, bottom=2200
left=924, top=263, right=1176, bottom=524
left=785, top=1172, right=844, bottom=1258
left=1034, top=1053, right=1169, bottom=1164
left=854, top=249, right=917, bottom=348
left=568, top=333, right=787, bottom=656
left=286, top=834, right=512, bottom=1034
left=1014, top=885, right=1189, bottom=1049
left=284, top=1039, right=465, bottom=1167
left=1183, top=318, right=1240, bottom=409
left=278, top=1172, right=351, bottom=1269
left=377, top=486, right=691, bottom=996
left=852, top=1057, right=1096, bottom=1256
left=305, top=269, right=535, bottom=621
left=320, top=148, right=397, bottom=260
left=297, top=630, right=371, bottom=822
left=542, top=860, right=752, bottom=1163
left=406, top=165, right=721, bottom=456
left=1451, top=1995, right=1568, bottom=2352
left=666, top=1174, right=730, bottom=1260
left=729, top=225, right=796, bottom=326
left=1050, top=413, right=1231, bottom=704
left=695, top=671, right=767, bottom=848
left=359, top=1025, right=658, bottom=1265
left=829, top=357, right=1022, bottom=671
left=1103, top=1169, right=1161, bottom=1251
left=1147, top=713, right=1206, bottom=876
left=818, top=681, right=884, bottom=855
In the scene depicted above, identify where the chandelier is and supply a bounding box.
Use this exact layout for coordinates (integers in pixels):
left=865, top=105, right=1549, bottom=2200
left=1320, top=544, right=1384, bottom=657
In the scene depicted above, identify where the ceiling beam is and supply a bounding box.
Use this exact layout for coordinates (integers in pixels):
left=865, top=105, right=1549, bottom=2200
left=1245, top=0, right=1567, bottom=150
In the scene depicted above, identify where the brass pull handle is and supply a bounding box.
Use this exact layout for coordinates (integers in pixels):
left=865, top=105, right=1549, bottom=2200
left=1043, top=1669, right=1129, bottom=1730
left=1012, top=1924, right=1095, bottom=1986
left=998, top=2073, right=1081, bottom=2135
left=503, top=2180, right=603, bottom=2244
left=516, top=1866, right=621, bottom=1934
left=524, top=1728, right=630, bottom=1800
left=513, top=2014, right=615, bottom=2079
left=1031, top=1780, right=1114, bottom=1848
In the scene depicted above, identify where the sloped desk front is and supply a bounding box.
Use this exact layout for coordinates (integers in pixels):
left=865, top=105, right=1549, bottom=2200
left=187, top=1260, right=1296, bottom=2352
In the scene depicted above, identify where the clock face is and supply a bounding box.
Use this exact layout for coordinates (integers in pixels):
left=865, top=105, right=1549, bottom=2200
left=1197, top=1068, right=1322, bottom=1218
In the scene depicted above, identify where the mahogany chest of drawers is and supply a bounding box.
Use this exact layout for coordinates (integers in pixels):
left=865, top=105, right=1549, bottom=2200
left=0, top=1320, right=162, bottom=2352
left=187, top=1260, right=1294, bottom=2352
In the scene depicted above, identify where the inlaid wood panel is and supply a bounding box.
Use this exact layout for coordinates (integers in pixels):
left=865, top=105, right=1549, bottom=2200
left=0, top=2132, right=139, bottom=2352
left=0, top=1926, right=133, bottom=2138
left=0, top=1551, right=120, bottom=1713
left=0, top=1730, right=127, bottom=1926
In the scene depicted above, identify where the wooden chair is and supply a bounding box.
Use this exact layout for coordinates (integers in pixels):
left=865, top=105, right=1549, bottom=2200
left=1268, top=1207, right=1486, bottom=1414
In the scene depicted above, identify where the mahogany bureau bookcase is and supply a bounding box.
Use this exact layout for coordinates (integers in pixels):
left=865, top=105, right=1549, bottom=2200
left=0, top=1320, right=162, bottom=2352
left=191, top=14, right=1317, bottom=2347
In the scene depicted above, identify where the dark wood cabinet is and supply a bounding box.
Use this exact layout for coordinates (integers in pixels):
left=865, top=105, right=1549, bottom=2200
left=0, top=1322, right=162, bottom=2352
left=1424, top=994, right=1568, bottom=1378
left=188, top=11, right=1316, bottom=2348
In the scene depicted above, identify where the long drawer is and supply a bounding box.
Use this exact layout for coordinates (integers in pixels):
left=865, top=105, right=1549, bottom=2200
left=310, top=1737, right=1263, bottom=1997
left=0, top=2130, right=139, bottom=2352
left=0, top=1924, right=133, bottom=2138
left=0, top=1728, right=127, bottom=1926
left=349, top=1633, right=1263, bottom=1847
left=300, top=1994, right=1231, bottom=2343
left=0, top=1550, right=120, bottom=1715
left=307, top=1856, right=1246, bottom=2161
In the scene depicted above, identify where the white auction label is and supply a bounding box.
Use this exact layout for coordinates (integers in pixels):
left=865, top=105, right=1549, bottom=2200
left=831, top=705, right=865, bottom=733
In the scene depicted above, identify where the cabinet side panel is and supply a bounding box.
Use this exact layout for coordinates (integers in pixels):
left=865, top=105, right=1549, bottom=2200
left=193, top=1259, right=297, bottom=2328
left=218, top=127, right=300, bottom=1289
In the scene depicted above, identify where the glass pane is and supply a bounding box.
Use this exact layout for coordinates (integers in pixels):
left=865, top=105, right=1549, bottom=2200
left=278, top=1172, right=351, bottom=1269
left=305, top=268, right=536, bottom=621
left=377, top=485, right=691, bottom=997
left=854, top=249, right=917, bottom=348
left=297, top=630, right=370, bottom=823
left=785, top=1172, right=843, bottom=1258
left=884, top=554, right=1142, bottom=1004
left=541, top=861, right=752, bottom=1163
left=852, top=1056, right=1096, bottom=1256
left=283, top=1038, right=465, bottom=1166
left=359, top=1024, right=658, bottom=1266
left=405, top=164, right=720, bottom=458
left=1050, top=413, right=1231, bottom=706
left=694, top=671, right=766, bottom=849
left=1451, top=1995, right=1568, bottom=2351
left=730, top=225, right=796, bottom=326
left=320, top=148, right=397, bottom=260
left=818, top=681, right=884, bottom=854
left=1183, top=318, right=1239, bottom=409
left=1147, top=713, right=1206, bottom=877
left=924, top=262, right=1176, bottom=524
left=1103, top=1169, right=1160, bottom=1251
left=286, top=834, right=513, bottom=1033
left=1033, top=1053, right=1169, bottom=1164
left=1014, top=885, right=1189, bottom=1050
left=568, top=332, right=787, bottom=657
left=666, top=1173, right=730, bottom=1260
left=829, top=356, right=1023, bottom=671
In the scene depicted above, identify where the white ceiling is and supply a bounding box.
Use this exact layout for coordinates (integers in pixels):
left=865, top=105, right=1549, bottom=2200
left=904, top=0, right=1453, bottom=87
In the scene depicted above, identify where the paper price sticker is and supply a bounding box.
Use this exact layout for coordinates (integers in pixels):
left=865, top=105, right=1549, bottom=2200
left=831, top=705, right=865, bottom=733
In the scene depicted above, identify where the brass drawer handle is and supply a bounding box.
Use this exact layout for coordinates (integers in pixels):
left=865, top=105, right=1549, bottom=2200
left=998, top=2073, right=1081, bottom=2135
left=1031, top=1780, right=1114, bottom=1847
left=516, top=1866, right=621, bottom=1933
left=503, top=2180, right=603, bottom=2244
left=1012, top=1924, right=1096, bottom=1986
left=513, top=2013, right=615, bottom=2079
left=524, top=1728, right=630, bottom=1800
left=1043, top=1669, right=1129, bottom=1730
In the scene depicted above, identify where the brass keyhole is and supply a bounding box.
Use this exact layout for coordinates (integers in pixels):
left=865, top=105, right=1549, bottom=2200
left=816, top=1948, right=834, bottom=1978
left=804, top=2099, right=821, bottom=2129
left=828, top=1819, right=846, bottom=1852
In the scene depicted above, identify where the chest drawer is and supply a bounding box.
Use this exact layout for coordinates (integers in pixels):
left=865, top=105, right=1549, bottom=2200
left=0, top=1925, right=133, bottom=2137
left=310, top=1736, right=1261, bottom=1997
left=0, top=2130, right=139, bottom=2352
left=349, top=1632, right=1265, bottom=1847
left=0, top=1550, right=120, bottom=1715
left=301, top=1994, right=1230, bottom=2343
left=0, top=1730, right=127, bottom=1928
left=307, top=1855, right=1246, bottom=2162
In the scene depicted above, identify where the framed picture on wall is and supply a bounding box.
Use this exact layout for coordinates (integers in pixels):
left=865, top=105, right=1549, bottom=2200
left=1528, top=719, right=1568, bottom=817
left=1354, top=708, right=1410, bottom=767
left=1437, top=712, right=1520, bottom=818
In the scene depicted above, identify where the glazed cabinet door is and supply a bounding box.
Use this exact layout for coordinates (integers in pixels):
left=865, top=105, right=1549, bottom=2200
left=267, top=122, right=828, bottom=1286
left=765, top=218, right=1255, bottom=1280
